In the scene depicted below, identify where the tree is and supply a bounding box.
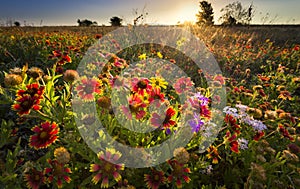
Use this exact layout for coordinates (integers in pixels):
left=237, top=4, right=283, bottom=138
left=110, top=16, right=122, bottom=26
left=196, top=1, right=214, bottom=26
left=77, top=19, right=97, bottom=26
left=219, top=1, right=249, bottom=26
left=14, top=21, right=21, bottom=27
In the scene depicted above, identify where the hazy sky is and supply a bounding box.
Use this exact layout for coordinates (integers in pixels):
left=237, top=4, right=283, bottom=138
left=0, top=0, right=299, bottom=26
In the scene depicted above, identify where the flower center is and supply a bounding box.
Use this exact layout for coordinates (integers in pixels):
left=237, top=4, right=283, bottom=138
left=103, top=162, right=113, bottom=173
left=34, top=175, right=40, bottom=181
left=137, top=80, right=147, bottom=89
left=84, top=84, right=95, bottom=94
left=40, top=131, right=48, bottom=139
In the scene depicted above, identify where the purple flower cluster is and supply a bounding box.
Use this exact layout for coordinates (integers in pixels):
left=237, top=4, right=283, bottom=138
left=223, top=104, right=267, bottom=131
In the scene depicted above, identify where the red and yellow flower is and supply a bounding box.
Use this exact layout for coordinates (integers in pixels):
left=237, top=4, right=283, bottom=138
left=24, top=168, right=45, bottom=189
left=144, top=169, right=166, bottom=189
left=29, top=121, right=59, bottom=149
left=90, top=148, right=124, bottom=188
left=206, top=145, right=221, bottom=164
left=167, top=159, right=191, bottom=188
left=44, top=159, right=72, bottom=188
left=75, top=76, right=102, bottom=101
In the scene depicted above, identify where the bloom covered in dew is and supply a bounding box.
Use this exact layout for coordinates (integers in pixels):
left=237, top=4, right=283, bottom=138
left=75, top=76, right=102, bottom=101
left=173, top=77, right=194, bottom=94
left=90, top=148, right=124, bottom=188
left=24, top=168, right=45, bottom=189
left=44, top=159, right=72, bottom=188
left=144, top=169, right=166, bottom=189
left=29, top=122, right=59, bottom=150
left=167, top=159, right=191, bottom=188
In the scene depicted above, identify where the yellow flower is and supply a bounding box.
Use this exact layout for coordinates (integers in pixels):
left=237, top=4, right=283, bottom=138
left=150, top=77, right=168, bottom=89
left=157, top=52, right=163, bottom=59
left=11, top=35, right=15, bottom=40
left=138, top=53, right=147, bottom=60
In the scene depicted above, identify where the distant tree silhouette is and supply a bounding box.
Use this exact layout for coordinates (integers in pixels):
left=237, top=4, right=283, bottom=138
left=77, top=19, right=97, bottom=26
left=196, top=1, right=214, bottom=26
left=219, top=1, right=249, bottom=26
left=14, top=21, right=21, bottom=27
left=110, top=16, right=122, bottom=26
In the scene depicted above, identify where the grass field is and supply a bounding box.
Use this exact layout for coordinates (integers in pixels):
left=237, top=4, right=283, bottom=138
left=0, top=25, right=299, bottom=189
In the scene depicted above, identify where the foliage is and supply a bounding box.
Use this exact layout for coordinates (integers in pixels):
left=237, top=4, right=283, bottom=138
left=196, top=1, right=214, bottom=26
left=0, top=26, right=299, bottom=188
left=77, top=19, right=98, bottom=27
left=219, top=1, right=252, bottom=26
left=110, top=16, right=123, bottom=26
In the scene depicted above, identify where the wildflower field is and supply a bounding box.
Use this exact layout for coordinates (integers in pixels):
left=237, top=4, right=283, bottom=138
left=0, top=25, right=300, bottom=189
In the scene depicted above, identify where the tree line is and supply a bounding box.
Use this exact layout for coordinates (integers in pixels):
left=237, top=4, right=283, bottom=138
left=196, top=1, right=254, bottom=26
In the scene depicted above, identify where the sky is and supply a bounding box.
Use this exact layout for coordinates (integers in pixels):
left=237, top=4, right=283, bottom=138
left=0, top=0, right=299, bottom=26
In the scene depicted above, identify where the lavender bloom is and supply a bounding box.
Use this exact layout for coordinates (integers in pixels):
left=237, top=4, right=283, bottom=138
left=193, top=92, right=209, bottom=105
left=188, top=113, right=204, bottom=133
left=237, top=138, right=249, bottom=150
left=242, top=117, right=267, bottom=131
left=223, top=106, right=239, bottom=118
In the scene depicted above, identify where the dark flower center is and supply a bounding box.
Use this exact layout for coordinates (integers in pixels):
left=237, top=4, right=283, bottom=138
left=137, top=80, right=147, bottom=89
left=84, top=84, right=95, bottom=94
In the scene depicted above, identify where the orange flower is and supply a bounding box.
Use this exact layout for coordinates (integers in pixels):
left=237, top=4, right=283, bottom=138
left=206, top=146, right=221, bottom=164
left=278, top=90, right=292, bottom=100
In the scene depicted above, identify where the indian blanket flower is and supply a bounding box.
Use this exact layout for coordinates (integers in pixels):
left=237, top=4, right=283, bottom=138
left=173, top=77, right=194, bottom=94
left=253, top=131, right=265, bottom=141
left=75, top=76, right=102, bottom=101
left=12, top=94, right=42, bottom=116
left=144, top=169, right=166, bottom=189
left=44, top=159, right=72, bottom=188
left=150, top=107, right=176, bottom=132
left=17, top=83, right=45, bottom=98
left=206, top=146, right=221, bottom=164
left=167, top=159, right=191, bottom=188
left=148, top=87, right=165, bottom=108
left=278, top=90, right=292, bottom=100
left=224, top=131, right=239, bottom=153
left=278, top=124, right=294, bottom=141
left=24, top=168, right=45, bottom=189
left=27, top=67, right=44, bottom=80
left=150, top=77, right=168, bottom=89
left=90, top=148, right=124, bottom=188
left=12, top=83, right=44, bottom=116
left=29, top=121, right=59, bottom=149
left=131, top=78, right=152, bottom=96
left=122, top=94, right=147, bottom=120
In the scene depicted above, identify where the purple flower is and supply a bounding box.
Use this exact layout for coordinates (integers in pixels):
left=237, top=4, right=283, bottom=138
left=237, top=138, right=248, bottom=150
left=188, top=113, right=204, bottom=133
